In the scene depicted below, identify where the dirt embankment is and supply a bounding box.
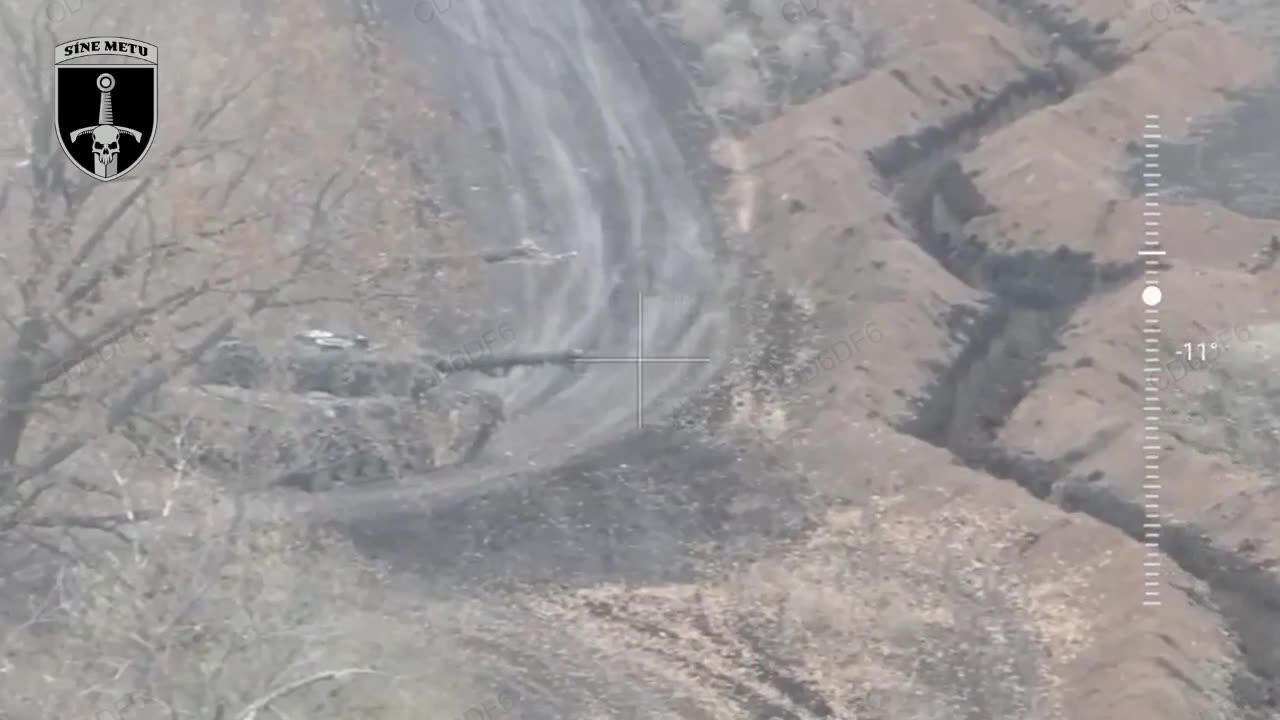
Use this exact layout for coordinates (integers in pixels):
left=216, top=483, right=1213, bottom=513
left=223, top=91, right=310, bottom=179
left=703, top=1, right=1279, bottom=718
left=303, top=2, right=1280, bottom=718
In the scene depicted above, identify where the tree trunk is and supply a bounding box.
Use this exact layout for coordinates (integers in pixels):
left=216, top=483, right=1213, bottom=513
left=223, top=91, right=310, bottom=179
left=0, top=314, right=48, bottom=487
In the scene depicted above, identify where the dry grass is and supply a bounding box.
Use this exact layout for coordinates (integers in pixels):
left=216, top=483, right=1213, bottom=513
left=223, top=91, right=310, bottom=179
left=523, top=495, right=1082, bottom=719
left=651, top=0, right=887, bottom=123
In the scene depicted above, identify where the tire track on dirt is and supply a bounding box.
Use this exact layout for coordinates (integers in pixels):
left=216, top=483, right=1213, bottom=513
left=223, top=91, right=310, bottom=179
left=327, top=0, right=1065, bottom=717
left=400, top=0, right=733, bottom=469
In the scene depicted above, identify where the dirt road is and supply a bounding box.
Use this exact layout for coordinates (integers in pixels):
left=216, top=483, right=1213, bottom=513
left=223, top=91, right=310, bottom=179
left=313, top=0, right=1280, bottom=718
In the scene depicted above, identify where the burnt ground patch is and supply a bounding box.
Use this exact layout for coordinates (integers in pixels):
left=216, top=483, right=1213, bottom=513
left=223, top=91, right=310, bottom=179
left=335, top=426, right=817, bottom=591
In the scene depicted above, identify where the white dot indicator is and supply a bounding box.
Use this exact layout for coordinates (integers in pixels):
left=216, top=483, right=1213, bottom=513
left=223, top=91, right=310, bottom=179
left=1142, top=286, right=1162, bottom=306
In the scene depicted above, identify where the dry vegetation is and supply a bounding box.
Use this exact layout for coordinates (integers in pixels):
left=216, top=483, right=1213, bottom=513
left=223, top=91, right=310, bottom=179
left=649, top=0, right=886, bottom=124
left=529, top=495, right=1074, bottom=719
left=0, top=0, right=484, bottom=716
left=4, top=0, right=1254, bottom=716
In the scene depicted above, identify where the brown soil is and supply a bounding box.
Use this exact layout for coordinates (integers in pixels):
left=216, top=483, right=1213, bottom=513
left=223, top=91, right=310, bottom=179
left=617, top=1, right=1280, bottom=718
left=296, top=2, right=1280, bottom=718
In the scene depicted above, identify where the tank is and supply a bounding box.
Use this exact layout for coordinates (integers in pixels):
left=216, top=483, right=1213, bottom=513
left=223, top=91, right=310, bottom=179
left=146, top=383, right=502, bottom=491
left=145, top=329, right=513, bottom=491
left=194, top=329, right=448, bottom=400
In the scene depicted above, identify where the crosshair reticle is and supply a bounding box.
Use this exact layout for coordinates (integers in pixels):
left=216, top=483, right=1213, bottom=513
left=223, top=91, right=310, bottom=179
left=571, top=292, right=711, bottom=427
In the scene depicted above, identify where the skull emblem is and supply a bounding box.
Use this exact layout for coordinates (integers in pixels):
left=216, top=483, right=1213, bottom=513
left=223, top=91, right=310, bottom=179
left=67, top=73, right=144, bottom=179
left=91, top=125, right=121, bottom=171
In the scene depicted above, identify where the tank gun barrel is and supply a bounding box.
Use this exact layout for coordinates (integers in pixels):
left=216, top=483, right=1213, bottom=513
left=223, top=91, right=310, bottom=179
left=435, top=350, right=583, bottom=375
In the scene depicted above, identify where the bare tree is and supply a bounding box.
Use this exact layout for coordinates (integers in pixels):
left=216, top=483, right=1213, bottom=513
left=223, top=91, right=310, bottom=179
left=0, top=2, right=490, bottom=716
left=0, top=0, right=436, bottom=533
left=0, top=471, right=467, bottom=720
left=658, top=0, right=886, bottom=124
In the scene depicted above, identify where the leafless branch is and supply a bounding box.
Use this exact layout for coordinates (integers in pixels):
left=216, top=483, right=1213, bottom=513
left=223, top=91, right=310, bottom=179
left=56, top=178, right=155, bottom=295
left=23, top=511, right=157, bottom=531
left=234, top=668, right=381, bottom=720
left=262, top=291, right=416, bottom=309
left=42, top=282, right=213, bottom=387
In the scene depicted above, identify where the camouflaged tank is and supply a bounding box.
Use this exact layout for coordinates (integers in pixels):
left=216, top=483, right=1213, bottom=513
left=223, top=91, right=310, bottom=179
left=194, top=329, right=449, bottom=400
left=149, top=330, right=506, bottom=491
left=150, top=383, right=502, bottom=491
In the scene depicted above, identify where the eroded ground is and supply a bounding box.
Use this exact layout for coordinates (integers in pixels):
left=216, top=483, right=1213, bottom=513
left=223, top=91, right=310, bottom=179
left=106, top=1, right=1280, bottom=719
left=434, top=1, right=1279, bottom=718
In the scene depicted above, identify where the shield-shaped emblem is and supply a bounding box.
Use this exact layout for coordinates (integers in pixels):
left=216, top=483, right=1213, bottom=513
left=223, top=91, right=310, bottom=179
left=54, top=37, right=157, bottom=182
